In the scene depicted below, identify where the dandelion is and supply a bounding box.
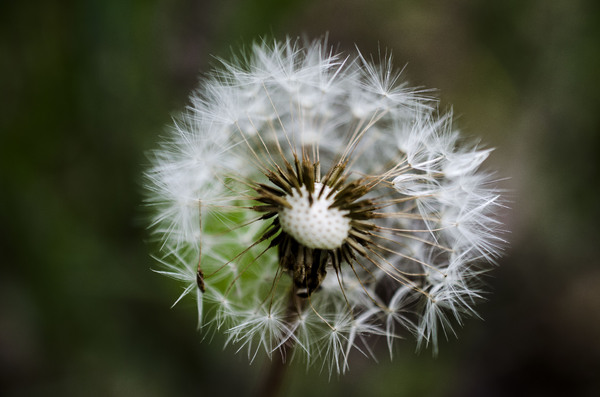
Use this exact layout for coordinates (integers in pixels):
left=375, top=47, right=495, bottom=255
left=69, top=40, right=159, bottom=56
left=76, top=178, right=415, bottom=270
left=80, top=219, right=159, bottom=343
left=145, top=37, right=505, bottom=374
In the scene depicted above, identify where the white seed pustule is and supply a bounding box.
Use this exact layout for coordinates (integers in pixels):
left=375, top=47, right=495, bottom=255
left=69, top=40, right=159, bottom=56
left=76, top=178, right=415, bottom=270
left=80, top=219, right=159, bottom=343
left=279, top=183, right=350, bottom=250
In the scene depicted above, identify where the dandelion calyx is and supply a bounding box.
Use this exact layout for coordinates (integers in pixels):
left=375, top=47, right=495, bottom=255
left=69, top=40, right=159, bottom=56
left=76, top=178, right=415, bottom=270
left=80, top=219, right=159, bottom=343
left=253, top=158, right=378, bottom=298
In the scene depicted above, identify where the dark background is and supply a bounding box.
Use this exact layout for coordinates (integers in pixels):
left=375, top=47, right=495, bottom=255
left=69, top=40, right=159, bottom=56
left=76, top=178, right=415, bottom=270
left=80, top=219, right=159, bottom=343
left=1, top=0, right=599, bottom=396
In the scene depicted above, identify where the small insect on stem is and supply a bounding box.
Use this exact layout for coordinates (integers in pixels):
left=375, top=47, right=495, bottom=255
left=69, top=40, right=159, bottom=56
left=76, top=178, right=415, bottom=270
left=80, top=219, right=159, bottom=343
left=196, top=199, right=206, bottom=293
left=196, top=267, right=206, bottom=293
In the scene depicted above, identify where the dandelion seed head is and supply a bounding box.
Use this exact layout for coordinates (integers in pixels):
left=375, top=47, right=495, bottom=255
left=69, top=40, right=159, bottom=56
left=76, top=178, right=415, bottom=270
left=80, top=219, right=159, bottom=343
left=144, top=36, right=507, bottom=374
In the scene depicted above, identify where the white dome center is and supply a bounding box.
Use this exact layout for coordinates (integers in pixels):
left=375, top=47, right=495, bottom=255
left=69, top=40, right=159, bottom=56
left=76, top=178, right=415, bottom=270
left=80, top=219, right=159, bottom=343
left=279, top=183, right=351, bottom=250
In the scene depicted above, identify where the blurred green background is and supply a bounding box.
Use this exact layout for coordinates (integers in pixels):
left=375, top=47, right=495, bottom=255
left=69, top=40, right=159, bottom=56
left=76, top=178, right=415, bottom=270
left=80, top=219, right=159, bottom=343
left=1, top=0, right=599, bottom=396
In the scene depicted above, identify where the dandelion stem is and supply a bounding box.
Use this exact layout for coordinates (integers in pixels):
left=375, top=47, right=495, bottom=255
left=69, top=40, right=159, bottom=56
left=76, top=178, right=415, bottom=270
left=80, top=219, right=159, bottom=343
left=255, top=350, right=288, bottom=397
left=254, top=288, right=303, bottom=397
